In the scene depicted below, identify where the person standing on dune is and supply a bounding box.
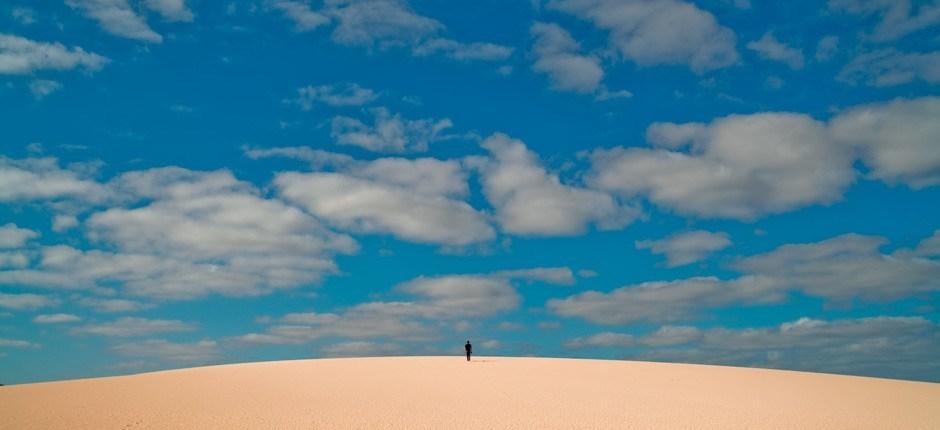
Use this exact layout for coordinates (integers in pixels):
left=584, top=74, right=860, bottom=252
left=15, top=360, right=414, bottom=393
left=465, top=340, right=472, bottom=361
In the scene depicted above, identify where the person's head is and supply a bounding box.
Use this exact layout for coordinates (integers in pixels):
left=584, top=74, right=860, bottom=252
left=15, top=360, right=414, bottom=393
left=466, top=340, right=470, bottom=344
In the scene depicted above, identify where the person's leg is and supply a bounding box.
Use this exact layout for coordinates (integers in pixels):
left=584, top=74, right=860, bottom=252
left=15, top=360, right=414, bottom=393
left=466, top=352, right=470, bottom=361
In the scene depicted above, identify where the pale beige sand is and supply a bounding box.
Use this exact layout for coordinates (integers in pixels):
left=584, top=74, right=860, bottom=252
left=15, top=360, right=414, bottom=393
left=2, top=357, right=938, bottom=429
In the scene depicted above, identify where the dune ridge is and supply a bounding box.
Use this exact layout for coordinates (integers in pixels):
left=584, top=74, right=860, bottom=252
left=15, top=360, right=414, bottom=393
left=2, top=356, right=938, bottom=429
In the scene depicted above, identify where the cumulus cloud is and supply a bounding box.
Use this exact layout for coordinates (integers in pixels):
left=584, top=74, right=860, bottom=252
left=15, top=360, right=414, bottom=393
left=271, top=0, right=329, bottom=31
left=549, top=276, right=782, bottom=324
left=734, top=233, right=940, bottom=302
left=838, top=49, right=940, bottom=87
left=0, top=292, right=57, bottom=310
left=746, top=32, right=805, bottom=69
left=412, top=38, right=514, bottom=62
left=829, top=0, right=940, bottom=42
left=325, top=0, right=441, bottom=47
left=235, top=268, right=573, bottom=345
left=275, top=169, right=493, bottom=246
left=548, top=0, right=738, bottom=73
left=0, top=156, right=109, bottom=202
left=554, top=230, right=940, bottom=325
left=640, top=316, right=940, bottom=381
left=0, top=338, right=36, bottom=348
left=914, top=230, right=940, bottom=257
left=589, top=113, right=854, bottom=219
left=0, top=165, right=357, bottom=300
left=0, top=224, right=38, bottom=248
left=321, top=341, right=403, bottom=357
left=565, top=327, right=708, bottom=349
left=330, top=107, right=454, bottom=153
left=272, top=0, right=512, bottom=62
left=530, top=22, right=603, bottom=94
left=564, top=331, right=635, bottom=348
left=594, top=97, right=940, bottom=218
left=112, top=339, right=219, bottom=363
left=829, top=97, right=940, bottom=188
left=0, top=34, right=108, bottom=74
left=477, top=133, right=639, bottom=236
left=73, top=317, right=194, bottom=336
left=248, top=146, right=468, bottom=196
left=78, top=297, right=153, bottom=313
left=288, top=83, right=378, bottom=109
left=34, top=313, right=81, bottom=324
left=66, top=0, right=163, bottom=43
left=249, top=145, right=492, bottom=246
left=143, top=0, right=193, bottom=22
left=636, top=230, right=731, bottom=267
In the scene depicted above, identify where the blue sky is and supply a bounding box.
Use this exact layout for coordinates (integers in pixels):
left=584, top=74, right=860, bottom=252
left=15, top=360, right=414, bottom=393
left=1, top=0, right=939, bottom=384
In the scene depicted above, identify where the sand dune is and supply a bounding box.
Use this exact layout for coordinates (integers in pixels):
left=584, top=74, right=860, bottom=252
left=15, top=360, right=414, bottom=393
left=1, top=357, right=938, bottom=429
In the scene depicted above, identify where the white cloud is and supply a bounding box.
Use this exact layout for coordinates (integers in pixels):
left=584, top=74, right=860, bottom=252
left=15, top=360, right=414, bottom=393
left=0, top=166, right=357, bottom=300
left=548, top=0, right=739, bottom=73
left=34, top=313, right=81, bottom=324
left=746, top=32, right=804, bottom=70
left=636, top=230, right=731, bottom=267
left=0, top=338, right=36, bottom=348
left=289, top=83, right=378, bottom=109
left=829, top=96, right=940, bottom=188
left=829, top=0, right=940, bottom=42
left=321, top=341, right=403, bottom=357
left=112, top=339, right=219, bottom=363
left=73, top=317, right=194, bottom=336
left=81, top=167, right=357, bottom=298
left=325, top=0, right=442, bottom=48
left=637, top=316, right=940, bottom=381
left=530, top=22, right=603, bottom=94
left=272, top=0, right=512, bottom=62
left=52, top=215, right=79, bottom=232
left=0, top=156, right=109, bottom=202
left=244, top=146, right=356, bottom=169
left=493, top=267, right=576, bottom=285
left=0, top=252, right=29, bottom=268
left=143, top=0, right=193, bottom=22
left=0, top=34, right=108, bottom=74
left=734, top=233, right=940, bottom=302
left=248, top=146, right=468, bottom=196
left=914, top=230, right=940, bottom=257
left=564, top=332, right=635, bottom=348
left=0, top=224, right=38, bottom=248
left=548, top=276, right=783, bottom=324
left=815, top=35, right=839, bottom=62
left=331, top=107, right=453, bottom=153
left=554, top=230, right=940, bottom=326
left=838, top=49, right=940, bottom=87
left=275, top=170, right=494, bottom=245
left=412, top=38, right=514, bottom=62
left=29, top=79, right=62, bottom=99
left=66, top=0, right=163, bottom=43
left=477, top=133, right=639, bottom=236
left=271, top=1, right=330, bottom=31
left=594, top=88, right=633, bottom=101
left=235, top=268, right=573, bottom=345
left=640, top=325, right=702, bottom=346
left=589, top=113, right=854, bottom=219
left=78, top=297, right=154, bottom=313
left=0, top=292, right=57, bottom=310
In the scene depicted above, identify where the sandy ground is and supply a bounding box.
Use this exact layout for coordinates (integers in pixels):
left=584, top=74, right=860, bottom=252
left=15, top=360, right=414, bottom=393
left=1, top=357, right=938, bottom=430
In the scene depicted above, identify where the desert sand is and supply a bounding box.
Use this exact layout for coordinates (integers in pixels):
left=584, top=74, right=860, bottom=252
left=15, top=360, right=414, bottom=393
left=1, top=356, right=938, bottom=429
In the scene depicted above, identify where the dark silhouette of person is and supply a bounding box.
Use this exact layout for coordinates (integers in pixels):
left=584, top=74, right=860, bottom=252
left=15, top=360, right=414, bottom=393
left=465, top=340, right=472, bottom=361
